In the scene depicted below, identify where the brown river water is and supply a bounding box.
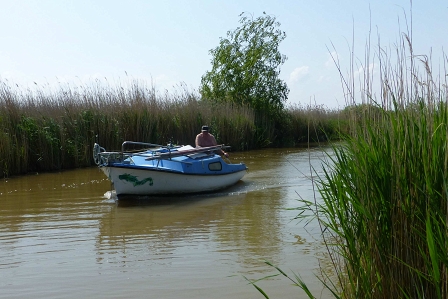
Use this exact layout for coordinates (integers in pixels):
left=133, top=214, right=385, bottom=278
left=0, top=147, right=334, bottom=299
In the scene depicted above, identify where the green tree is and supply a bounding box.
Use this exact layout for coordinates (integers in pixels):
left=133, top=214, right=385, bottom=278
left=200, top=12, right=289, bottom=117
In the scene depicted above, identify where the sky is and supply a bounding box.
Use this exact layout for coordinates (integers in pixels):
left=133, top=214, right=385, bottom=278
left=0, top=0, right=447, bottom=109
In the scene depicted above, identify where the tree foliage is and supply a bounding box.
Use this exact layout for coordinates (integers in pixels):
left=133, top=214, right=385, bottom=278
left=200, top=12, right=289, bottom=117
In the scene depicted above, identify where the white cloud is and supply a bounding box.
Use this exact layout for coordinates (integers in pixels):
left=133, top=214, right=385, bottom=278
left=325, top=51, right=339, bottom=68
left=317, top=75, right=330, bottom=82
left=288, top=66, right=309, bottom=83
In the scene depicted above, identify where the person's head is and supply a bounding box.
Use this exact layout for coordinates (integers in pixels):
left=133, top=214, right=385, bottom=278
left=201, top=125, right=209, bottom=133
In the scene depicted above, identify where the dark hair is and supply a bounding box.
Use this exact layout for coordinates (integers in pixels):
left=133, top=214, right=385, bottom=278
left=201, top=125, right=209, bottom=131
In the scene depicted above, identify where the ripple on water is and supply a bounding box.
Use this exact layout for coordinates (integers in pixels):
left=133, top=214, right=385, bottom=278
left=0, top=148, right=333, bottom=299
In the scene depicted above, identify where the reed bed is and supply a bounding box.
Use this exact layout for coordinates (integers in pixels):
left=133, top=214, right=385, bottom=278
left=246, top=25, right=448, bottom=299
left=308, top=35, right=448, bottom=298
left=286, top=103, right=346, bottom=144
left=0, top=80, right=258, bottom=176
left=0, top=78, right=340, bottom=177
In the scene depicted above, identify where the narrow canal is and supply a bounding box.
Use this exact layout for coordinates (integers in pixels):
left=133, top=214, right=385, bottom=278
left=0, top=146, right=334, bottom=298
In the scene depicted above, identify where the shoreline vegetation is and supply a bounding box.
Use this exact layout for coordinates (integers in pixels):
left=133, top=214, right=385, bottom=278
left=312, top=42, right=448, bottom=297
left=249, top=28, right=448, bottom=299
left=0, top=80, right=345, bottom=177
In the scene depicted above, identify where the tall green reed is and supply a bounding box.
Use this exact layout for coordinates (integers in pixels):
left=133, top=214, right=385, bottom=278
left=246, top=21, right=448, bottom=299
left=315, top=34, right=448, bottom=298
left=286, top=103, right=346, bottom=144
left=0, top=76, right=342, bottom=177
left=0, top=79, right=259, bottom=177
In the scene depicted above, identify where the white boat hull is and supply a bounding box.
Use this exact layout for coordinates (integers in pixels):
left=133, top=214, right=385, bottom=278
left=102, top=166, right=246, bottom=196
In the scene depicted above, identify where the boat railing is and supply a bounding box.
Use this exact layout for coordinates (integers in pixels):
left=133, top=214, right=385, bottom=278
left=94, top=141, right=229, bottom=166
left=94, top=141, right=163, bottom=166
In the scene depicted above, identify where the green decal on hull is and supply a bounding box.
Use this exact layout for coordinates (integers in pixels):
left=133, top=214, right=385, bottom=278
left=118, top=173, right=154, bottom=186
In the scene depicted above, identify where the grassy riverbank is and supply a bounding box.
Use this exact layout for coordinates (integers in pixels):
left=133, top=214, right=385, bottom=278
left=0, top=80, right=344, bottom=177
left=287, top=36, right=448, bottom=298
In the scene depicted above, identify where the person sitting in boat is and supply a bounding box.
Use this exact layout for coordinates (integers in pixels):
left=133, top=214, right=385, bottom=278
left=195, top=125, right=229, bottom=157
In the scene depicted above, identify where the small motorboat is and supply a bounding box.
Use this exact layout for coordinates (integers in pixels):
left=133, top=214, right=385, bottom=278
left=93, top=141, right=247, bottom=197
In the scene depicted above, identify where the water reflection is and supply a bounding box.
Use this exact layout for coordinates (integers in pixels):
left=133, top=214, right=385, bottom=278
left=0, top=147, right=332, bottom=299
left=96, top=187, right=287, bottom=269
